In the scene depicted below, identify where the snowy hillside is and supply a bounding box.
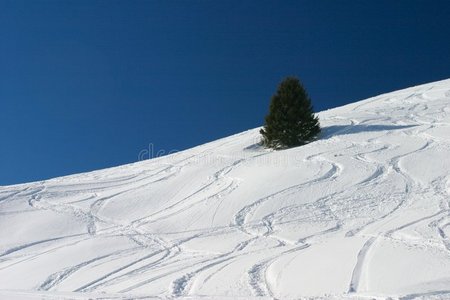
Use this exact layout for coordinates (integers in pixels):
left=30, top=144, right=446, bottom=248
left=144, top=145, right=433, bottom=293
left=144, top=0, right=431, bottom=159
left=1, top=79, right=450, bottom=300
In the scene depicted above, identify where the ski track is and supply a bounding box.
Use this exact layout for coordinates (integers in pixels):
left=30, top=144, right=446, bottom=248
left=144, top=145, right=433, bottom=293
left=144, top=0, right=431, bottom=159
left=399, top=290, right=450, bottom=300
left=348, top=237, right=376, bottom=293
left=0, top=233, right=85, bottom=258
left=133, top=152, right=268, bottom=228
left=247, top=243, right=311, bottom=298
left=0, top=235, right=93, bottom=271
left=73, top=247, right=171, bottom=292
left=233, top=156, right=342, bottom=236
left=37, top=248, right=139, bottom=291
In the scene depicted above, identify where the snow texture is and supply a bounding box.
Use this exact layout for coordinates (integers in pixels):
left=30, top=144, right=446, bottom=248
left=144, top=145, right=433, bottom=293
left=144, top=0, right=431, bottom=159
left=1, top=79, right=450, bottom=299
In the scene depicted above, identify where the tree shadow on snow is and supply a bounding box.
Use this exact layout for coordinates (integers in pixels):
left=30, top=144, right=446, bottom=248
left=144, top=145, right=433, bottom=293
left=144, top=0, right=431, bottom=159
left=243, top=142, right=265, bottom=152
left=321, top=124, right=418, bottom=139
left=243, top=124, right=417, bottom=151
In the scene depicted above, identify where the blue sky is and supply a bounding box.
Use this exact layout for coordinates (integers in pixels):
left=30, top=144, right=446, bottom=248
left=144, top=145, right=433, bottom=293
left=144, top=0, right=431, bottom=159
left=1, top=0, right=450, bottom=185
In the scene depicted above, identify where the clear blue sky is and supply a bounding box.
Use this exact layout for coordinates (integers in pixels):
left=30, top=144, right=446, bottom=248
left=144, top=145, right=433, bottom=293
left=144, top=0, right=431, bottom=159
left=1, top=0, right=449, bottom=185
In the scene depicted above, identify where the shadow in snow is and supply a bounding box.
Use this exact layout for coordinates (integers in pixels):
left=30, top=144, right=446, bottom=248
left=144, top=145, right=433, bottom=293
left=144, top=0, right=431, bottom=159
left=321, top=124, right=417, bottom=139
left=242, top=124, right=417, bottom=151
left=243, top=143, right=264, bottom=152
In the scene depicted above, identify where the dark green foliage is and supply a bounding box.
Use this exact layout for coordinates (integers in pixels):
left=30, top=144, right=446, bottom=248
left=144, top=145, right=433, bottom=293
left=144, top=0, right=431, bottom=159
left=260, top=77, right=321, bottom=149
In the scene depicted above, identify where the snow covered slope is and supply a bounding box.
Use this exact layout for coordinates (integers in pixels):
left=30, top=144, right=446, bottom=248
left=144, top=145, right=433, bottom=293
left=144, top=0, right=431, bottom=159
left=1, top=79, right=450, bottom=300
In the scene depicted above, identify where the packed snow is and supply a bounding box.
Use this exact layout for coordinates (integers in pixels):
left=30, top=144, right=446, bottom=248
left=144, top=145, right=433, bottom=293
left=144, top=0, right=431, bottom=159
left=1, top=79, right=450, bottom=299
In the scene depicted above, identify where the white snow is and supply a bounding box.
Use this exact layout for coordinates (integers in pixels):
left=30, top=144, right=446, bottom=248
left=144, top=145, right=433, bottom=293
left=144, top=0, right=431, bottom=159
left=1, top=79, right=450, bottom=299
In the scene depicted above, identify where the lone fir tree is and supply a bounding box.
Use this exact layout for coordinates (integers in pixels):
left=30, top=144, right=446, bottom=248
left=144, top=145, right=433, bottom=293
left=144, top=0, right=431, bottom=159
left=260, top=77, right=321, bottom=149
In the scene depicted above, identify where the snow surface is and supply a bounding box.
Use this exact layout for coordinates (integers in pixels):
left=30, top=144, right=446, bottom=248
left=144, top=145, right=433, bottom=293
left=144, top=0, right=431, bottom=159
left=1, top=79, right=450, bottom=300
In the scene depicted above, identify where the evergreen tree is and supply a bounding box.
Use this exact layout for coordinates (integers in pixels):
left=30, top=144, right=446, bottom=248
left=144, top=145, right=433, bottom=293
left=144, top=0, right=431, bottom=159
left=260, top=77, right=321, bottom=149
